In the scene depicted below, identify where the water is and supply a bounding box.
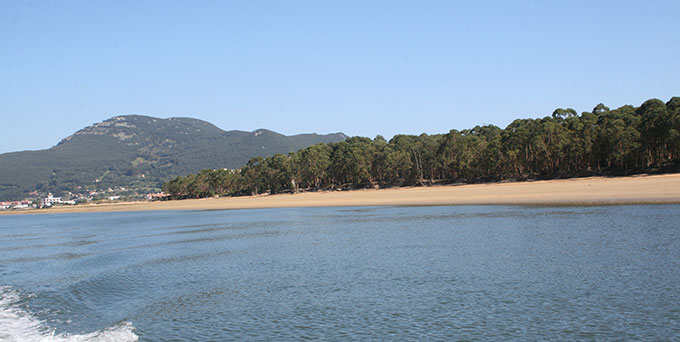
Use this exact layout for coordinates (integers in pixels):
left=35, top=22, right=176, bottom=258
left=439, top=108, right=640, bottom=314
left=0, top=205, right=679, bottom=341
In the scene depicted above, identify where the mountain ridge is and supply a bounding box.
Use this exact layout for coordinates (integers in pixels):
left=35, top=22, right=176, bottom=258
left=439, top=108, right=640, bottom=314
left=0, top=115, right=347, bottom=201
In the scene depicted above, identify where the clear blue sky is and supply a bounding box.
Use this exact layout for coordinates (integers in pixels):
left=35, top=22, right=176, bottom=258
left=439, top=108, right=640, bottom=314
left=2, top=0, right=679, bottom=154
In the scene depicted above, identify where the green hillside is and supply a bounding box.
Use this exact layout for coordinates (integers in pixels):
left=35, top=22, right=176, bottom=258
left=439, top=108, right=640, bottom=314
left=0, top=115, right=346, bottom=200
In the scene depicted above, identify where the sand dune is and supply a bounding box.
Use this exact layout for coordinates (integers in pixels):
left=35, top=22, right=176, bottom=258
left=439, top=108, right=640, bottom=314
left=3, top=173, right=680, bottom=215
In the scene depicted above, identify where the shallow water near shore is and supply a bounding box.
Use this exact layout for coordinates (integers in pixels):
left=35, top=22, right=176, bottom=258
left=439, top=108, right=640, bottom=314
left=1, top=205, right=679, bottom=341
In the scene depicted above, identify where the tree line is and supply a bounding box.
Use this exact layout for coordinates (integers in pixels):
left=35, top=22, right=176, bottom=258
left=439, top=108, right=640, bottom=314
left=162, top=97, right=680, bottom=199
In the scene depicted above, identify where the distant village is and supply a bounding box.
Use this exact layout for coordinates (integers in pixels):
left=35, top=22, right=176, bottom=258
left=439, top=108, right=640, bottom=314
left=0, top=189, right=169, bottom=211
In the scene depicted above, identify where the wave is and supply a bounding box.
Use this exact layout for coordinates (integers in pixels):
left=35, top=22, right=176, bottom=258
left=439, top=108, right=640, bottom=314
left=0, top=286, right=138, bottom=342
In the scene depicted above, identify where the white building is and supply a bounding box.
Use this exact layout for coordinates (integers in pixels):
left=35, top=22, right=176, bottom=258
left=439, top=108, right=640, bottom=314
left=42, top=193, right=63, bottom=207
left=12, top=203, right=29, bottom=209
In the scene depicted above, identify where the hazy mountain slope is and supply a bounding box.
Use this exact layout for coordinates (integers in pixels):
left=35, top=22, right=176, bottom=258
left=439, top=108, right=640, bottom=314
left=0, top=115, right=346, bottom=200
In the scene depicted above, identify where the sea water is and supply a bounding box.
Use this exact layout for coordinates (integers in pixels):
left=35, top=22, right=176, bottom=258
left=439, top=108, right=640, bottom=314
left=0, top=205, right=678, bottom=341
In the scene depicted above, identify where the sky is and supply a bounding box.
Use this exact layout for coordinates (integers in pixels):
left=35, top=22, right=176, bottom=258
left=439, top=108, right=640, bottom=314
left=1, top=0, right=679, bottom=154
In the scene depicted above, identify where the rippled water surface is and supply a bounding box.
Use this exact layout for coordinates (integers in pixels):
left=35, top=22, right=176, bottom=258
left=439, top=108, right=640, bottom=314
left=1, top=205, right=679, bottom=341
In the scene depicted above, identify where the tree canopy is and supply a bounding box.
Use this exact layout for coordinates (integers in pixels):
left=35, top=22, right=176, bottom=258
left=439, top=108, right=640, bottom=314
left=163, top=97, right=680, bottom=200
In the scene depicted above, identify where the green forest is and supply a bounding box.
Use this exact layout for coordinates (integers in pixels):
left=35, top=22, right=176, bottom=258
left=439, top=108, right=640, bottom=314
left=162, top=97, right=680, bottom=199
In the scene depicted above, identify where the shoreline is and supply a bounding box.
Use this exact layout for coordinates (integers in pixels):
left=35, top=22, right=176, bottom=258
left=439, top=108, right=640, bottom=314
left=2, top=173, right=680, bottom=215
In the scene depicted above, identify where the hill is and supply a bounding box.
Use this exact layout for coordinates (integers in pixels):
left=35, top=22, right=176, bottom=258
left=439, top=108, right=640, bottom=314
left=0, top=115, right=346, bottom=200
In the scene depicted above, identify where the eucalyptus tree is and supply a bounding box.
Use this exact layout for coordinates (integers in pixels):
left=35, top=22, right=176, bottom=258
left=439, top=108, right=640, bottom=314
left=297, top=144, right=332, bottom=189
left=638, top=99, right=671, bottom=166
left=665, top=97, right=680, bottom=161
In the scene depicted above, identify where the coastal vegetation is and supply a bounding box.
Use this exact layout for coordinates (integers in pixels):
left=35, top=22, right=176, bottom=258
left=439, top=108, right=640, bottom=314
left=163, top=97, right=680, bottom=199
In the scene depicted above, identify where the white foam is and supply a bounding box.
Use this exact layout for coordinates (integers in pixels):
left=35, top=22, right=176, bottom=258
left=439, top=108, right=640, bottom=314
left=0, top=286, right=138, bottom=342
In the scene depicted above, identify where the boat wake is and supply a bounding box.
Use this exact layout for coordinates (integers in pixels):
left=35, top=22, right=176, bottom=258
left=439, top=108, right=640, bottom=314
left=0, top=286, right=138, bottom=342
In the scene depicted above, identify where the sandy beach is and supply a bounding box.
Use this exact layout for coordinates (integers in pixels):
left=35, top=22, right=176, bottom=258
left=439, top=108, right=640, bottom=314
left=2, top=173, right=679, bottom=215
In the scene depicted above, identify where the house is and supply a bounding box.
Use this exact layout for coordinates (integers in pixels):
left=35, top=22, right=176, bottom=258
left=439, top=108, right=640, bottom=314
left=42, top=193, right=63, bottom=207
left=1, top=200, right=33, bottom=210
left=12, top=202, right=30, bottom=209
left=145, top=192, right=170, bottom=201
